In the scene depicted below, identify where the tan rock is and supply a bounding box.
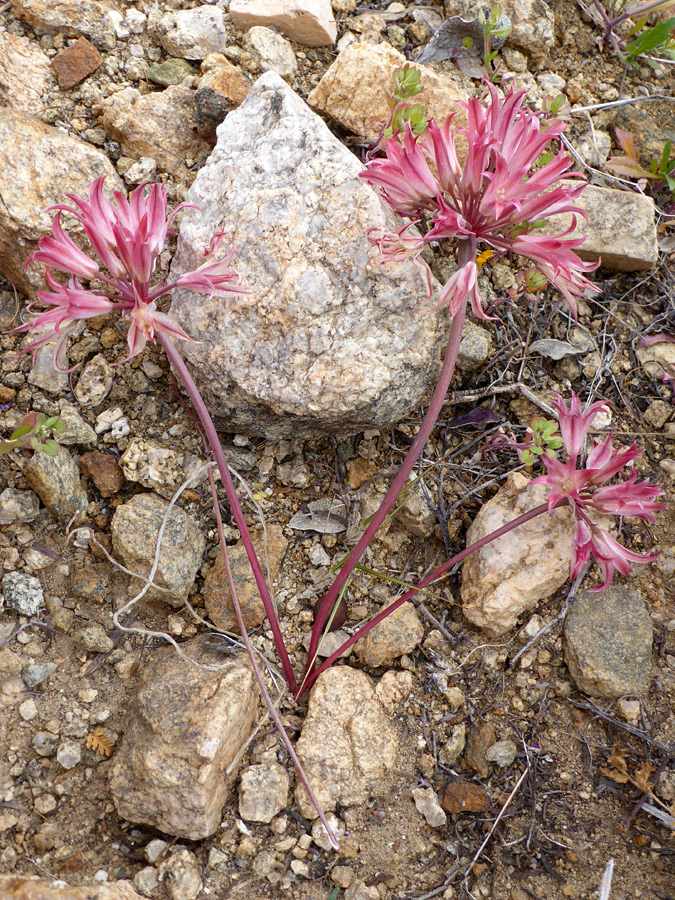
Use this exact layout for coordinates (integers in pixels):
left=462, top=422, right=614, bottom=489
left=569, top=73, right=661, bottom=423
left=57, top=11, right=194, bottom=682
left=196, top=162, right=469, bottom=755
left=636, top=340, right=675, bottom=378
left=203, top=524, right=288, bottom=631
left=308, top=42, right=470, bottom=155
left=95, top=86, right=210, bottom=176
left=110, top=492, right=205, bottom=605
left=0, top=32, right=54, bottom=115
left=51, top=36, right=103, bottom=89
left=0, top=109, right=122, bottom=298
left=355, top=600, right=424, bottom=667
left=108, top=641, right=258, bottom=839
left=8, top=0, right=116, bottom=46
left=230, top=0, right=337, bottom=47
left=542, top=183, right=657, bottom=272
left=195, top=58, right=252, bottom=140
left=0, top=876, right=143, bottom=900
left=295, top=667, right=398, bottom=817
left=461, top=472, right=575, bottom=637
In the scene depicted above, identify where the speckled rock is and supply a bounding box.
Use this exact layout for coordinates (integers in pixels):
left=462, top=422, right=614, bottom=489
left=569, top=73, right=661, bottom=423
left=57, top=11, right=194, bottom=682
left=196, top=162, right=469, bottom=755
left=108, top=640, right=258, bottom=840
left=0, top=31, right=54, bottom=115
left=355, top=600, right=424, bottom=667
left=158, top=849, right=202, bottom=900
left=110, top=493, right=205, bottom=606
left=443, top=0, right=554, bottom=64
left=0, top=876, right=144, bottom=900
left=294, top=667, right=398, bottom=818
left=203, top=524, right=288, bottom=632
left=308, top=43, right=470, bottom=148
left=8, top=0, right=116, bottom=47
left=461, top=473, right=575, bottom=636
left=73, top=353, right=114, bottom=407
left=0, top=488, right=40, bottom=525
left=564, top=587, right=653, bottom=698
left=147, top=57, right=194, bottom=87
left=456, top=321, right=493, bottom=372
left=153, top=5, right=231, bottom=59
left=58, top=401, right=97, bottom=446
left=119, top=438, right=206, bottom=500
left=238, top=763, right=289, bottom=822
left=170, top=71, right=449, bottom=439
left=0, top=109, right=123, bottom=299
left=2, top=572, right=44, bottom=616
left=94, top=86, right=210, bottom=176
left=230, top=0, right=337, bottom=47
left=24, top=446, right=89, bottom=521
left=246, top=25, right=297, bottom=79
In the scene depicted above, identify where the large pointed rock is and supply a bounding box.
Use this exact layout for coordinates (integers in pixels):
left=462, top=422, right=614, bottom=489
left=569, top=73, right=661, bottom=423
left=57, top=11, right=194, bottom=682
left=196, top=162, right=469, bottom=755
left=170, top=72, right=448, bottom=438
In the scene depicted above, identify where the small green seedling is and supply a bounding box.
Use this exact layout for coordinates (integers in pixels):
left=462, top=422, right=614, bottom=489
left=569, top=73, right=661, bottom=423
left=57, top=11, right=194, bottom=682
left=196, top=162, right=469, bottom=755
left=478, top=5, right=512, bottom=79
left=0, top=411, right=66, bottom=456
left=383, top=64, right=429, bottom=140
left=519, top=416, right=563, bottom=466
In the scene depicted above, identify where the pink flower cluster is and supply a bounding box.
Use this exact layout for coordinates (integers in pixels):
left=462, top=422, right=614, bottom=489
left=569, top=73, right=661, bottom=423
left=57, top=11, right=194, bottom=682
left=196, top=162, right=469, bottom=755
left=361, top=84, right=599, bottom=319
left=18, top=178, right=242, bottom=365
left=532, top=392, right=664, bottom=590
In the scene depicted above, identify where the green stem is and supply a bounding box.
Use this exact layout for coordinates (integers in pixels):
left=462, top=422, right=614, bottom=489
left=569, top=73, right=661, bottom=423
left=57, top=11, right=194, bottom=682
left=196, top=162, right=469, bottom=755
left=159, top=334, right=297, bottom=694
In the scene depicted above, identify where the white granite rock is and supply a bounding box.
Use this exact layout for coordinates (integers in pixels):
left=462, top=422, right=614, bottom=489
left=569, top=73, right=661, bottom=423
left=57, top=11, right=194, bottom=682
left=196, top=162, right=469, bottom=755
left=230, top=0, right=337, bottom=47
left=154, top=5, right=231, bottom=59
left=246, top=25, right=298, bottom=79
left=170, top=72, right=448, bottom=438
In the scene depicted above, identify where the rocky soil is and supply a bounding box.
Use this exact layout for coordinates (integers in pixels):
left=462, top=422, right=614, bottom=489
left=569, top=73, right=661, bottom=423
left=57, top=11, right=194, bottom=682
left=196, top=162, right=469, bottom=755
left=1, top=0, right=675, bottom=899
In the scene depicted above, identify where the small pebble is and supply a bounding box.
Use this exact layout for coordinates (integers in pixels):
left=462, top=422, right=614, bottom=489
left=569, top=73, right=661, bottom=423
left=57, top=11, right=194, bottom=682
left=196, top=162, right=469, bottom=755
left=34, top=793, right=57, bottom=815
left=74, top=625, right=114, bottom=654
left=57, top=741, right=82, bottom=769
left=22, top=662, right=57, bottom=688
left=19, top=698, right=38, bottom=721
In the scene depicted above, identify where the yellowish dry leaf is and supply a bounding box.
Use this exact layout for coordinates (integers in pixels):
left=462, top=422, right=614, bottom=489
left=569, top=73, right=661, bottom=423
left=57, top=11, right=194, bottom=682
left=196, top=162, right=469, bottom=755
left=85, top=728, right=115, bottom=758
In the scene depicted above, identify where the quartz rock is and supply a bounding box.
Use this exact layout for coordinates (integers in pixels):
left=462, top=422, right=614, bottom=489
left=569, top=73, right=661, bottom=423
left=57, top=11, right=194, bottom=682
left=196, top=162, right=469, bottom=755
left=230, top=0, right=337, bottom=47
left=308, top=43, right=470, bottom=148
left=111, top=493, right=205, bottom=606
left=74, top=353, right=114, bottom=407
left=154, top=5, right=231, bottom=59
left=294, top=667, right=398, bottom=817
left=170, top=71, right=449, bottom=438
left=0, top=32, right=54, bottom=115
left=461, top=473, right=575, bottom=636
left=108, top=641, right=258, bottom=839
left=246, top=25, right=297, bottom=79
left=0, top=109, right=123, bottom=299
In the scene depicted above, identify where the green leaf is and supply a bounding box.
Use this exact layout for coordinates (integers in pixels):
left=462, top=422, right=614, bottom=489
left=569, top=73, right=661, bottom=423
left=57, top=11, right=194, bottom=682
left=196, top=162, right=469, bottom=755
left=624, top=17, right=675, bottom=61
left=42, top=439, right=60, bottom=455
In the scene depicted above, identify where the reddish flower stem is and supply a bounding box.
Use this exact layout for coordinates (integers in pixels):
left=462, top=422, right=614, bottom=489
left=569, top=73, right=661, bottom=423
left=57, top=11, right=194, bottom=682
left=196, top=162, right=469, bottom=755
left=302, top=238, right=475, bottom=695
left=204, top=464, right=339, bottom=849
left=298, top=499, right=562, bottom=696
left=159, top=333, right=298, bottom=694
